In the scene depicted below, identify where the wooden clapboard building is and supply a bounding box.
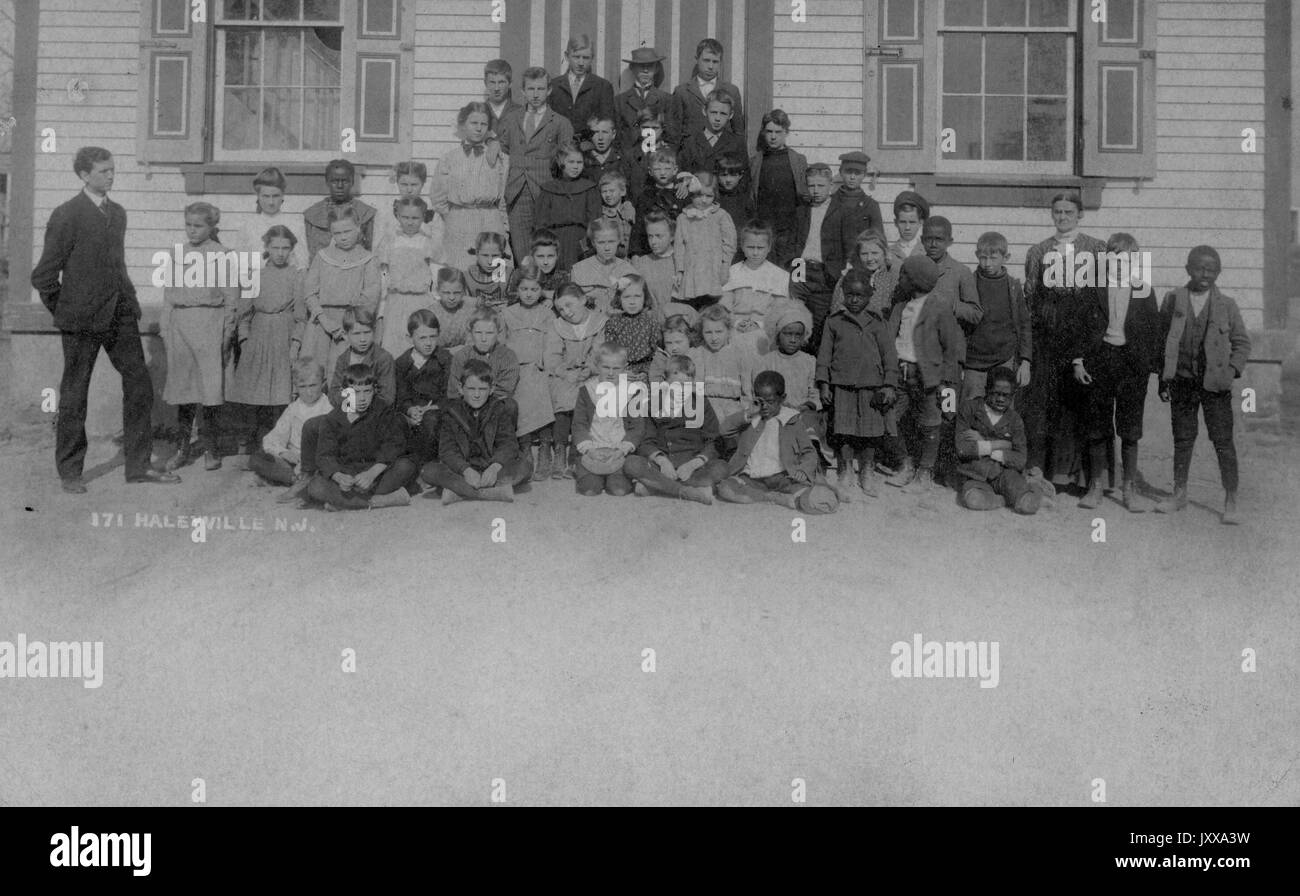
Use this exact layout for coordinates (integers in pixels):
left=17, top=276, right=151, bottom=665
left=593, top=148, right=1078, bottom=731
left=4, top=0, right=1293, bottom=424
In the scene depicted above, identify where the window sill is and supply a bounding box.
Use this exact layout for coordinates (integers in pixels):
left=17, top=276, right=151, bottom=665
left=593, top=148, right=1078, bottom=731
left=910, top=174, right=1107, bottom=210
left=177, top=162, right=372, bottom=196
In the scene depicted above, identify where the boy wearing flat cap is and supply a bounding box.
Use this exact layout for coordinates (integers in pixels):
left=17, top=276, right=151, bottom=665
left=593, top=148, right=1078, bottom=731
left=822, top=152, right=884, bottom=282
left=890, top=190, right=930, bottom=268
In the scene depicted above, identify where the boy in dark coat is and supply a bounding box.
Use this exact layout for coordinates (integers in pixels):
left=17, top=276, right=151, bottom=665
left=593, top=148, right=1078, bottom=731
left=1155, top=245, right=1251, bottom=524
left=955, top=366, right=1040, bottom=514
left=394, top=309, right=453, bottom=466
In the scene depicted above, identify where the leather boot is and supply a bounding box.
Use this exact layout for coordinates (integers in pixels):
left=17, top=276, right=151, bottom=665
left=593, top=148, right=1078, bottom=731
left=1122, top=479, right=1149, bottom=513
left=885, top=459, right=916, bottom=488
left=1077, top=478, right=1104, bottom=509
left=1155, top=485, right=1188, bottom=514
left=533, top=442, right=553, bottom=481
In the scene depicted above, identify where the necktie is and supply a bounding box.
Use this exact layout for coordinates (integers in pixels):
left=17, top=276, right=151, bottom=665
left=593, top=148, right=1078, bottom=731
left=525, top=110, right=537, bottom=138
left=98, top=201, right=109, bottom=219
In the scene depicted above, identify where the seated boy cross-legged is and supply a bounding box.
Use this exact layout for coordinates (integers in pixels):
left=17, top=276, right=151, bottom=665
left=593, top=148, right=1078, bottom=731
left=622, top=353, right=729, bottom=504
left=715, top=371, right=838, bottom=513
left=572, top=343, right=646, bottom=497
left=307, top=364, right=417, bottom=510
left=954, top=366, right=1041, bottom=515
left=420, top=358, right=533, bottom=504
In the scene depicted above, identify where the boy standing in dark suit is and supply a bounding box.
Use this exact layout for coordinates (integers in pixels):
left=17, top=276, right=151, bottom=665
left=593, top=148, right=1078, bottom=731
left=31, top=146, right=179, bottom=492
left=821, top=152, right=883, bottom=283
left=677, top=94, right=747, bottom=177
left=1065, top=233, right=1163, bottom=512
left=548, top=36, right=616, bottom=144
left=671, top=39, right=746, bottom=147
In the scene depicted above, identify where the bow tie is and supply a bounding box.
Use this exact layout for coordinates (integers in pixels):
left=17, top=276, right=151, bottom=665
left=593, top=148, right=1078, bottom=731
left=462, top=142, right=486, bottom=156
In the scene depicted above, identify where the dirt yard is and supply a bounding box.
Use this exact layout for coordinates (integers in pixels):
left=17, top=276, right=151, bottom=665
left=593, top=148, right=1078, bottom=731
left=2, top=381, right=1297, bottom=806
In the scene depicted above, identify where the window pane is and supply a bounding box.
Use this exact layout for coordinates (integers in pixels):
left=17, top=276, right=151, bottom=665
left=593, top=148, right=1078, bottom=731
left=303, top=0, right=341, bottom=20
left=1027, top=96, right=1067, bottom=159
left=154, top=57, right=189, bottom=135
left=987, top=0, right=1026, bottom=27
left=224, top=30, right=259, bottom=86
left=944, top=95, right=983, bottom=159
left=1027, top=33, right=1067, bottom=95
left=363, top=0, right=398, bottom=35
left=262, top=31, right=302, bottom=86
left=985, top=95, right=1024, bottom=159
left=263, top=87, right=303, bottom=149
left=223, top=0, right=256, bottom=20
left=223, top=87, right=261, bottom=148
left=305, top=28, right=342, bottom=84
left=884, top=0, right=919, bottom=41
left=944, top=34, right=982, bottom=93
left=985, top=34, right=1024, bottom=94
left=944, top=0, right=983, bottom=27
left=262, top=0, right=301, bottom=21
left=1028, top=0, right=1070, bottom=27
left=302, top=87, right=340, bottom=149
left=157, top=0, right=190, bottom=32
left=1104, top=0, right=1137, bottom=41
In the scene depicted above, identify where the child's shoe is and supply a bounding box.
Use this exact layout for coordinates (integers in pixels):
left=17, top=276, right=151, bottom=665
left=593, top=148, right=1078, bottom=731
left=834, top=469, right=857, bottom=502
left=633, top=482, right=651, bottom=497
left=857, top=469, right=879, bottom=498
left=678, top=485, right=714, bottom=505
left=1026, top=469, right=1056, bottom=501
left=478, top=484, right=515, bottom=503
left=885, top=459, right=916, bottom=488
left=1122, top=480, right=1149, bottom=513
left=900, top=467, right=934, bottom=494
left=441, top=489, right=465, bottom=505
left=1013, top=491, right=1041, bottom=515
left=1155, top=485, right=1188, bottom=514
left=204, top=451, right=222, bottom=471
left=368, top=490, right=410, bottom=509
left=962, top=487, right=1001, bottom=511
left=533, top=442, right=554, bottom=481
left=559, top=446, right=577, bottom=479
left=763, top=491, right=800, bottom=510
left=164, top=441, right=193, bottom=472
left=277, top=474, right=310, bottom=504
left=1077, top=479, right=1104, bottom=509
left=1221, top=491, right=1240, bottom=525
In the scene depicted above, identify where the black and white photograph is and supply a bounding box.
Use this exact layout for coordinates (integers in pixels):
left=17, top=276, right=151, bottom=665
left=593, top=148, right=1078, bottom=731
left=1, top=0, right=1297, bottom=830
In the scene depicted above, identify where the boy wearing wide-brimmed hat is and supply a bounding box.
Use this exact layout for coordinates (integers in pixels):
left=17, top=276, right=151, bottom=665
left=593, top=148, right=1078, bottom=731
left=615, top=46, right=681, bottom=153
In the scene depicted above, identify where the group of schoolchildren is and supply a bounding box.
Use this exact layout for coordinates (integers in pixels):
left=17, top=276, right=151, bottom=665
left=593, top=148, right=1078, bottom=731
left=160, top=34, right=1251, bottom=524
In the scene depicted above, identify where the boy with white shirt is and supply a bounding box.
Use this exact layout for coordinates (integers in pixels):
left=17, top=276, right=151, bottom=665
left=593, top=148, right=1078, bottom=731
left=889, top=191, right=929, bottom=268
left=671, top=38, right=746, bottom=146
left=790, top=164, right=836, bottom=351
left=253, top=358, right=333, bottom=500
left=1155, top=245, right=1251, bottom=524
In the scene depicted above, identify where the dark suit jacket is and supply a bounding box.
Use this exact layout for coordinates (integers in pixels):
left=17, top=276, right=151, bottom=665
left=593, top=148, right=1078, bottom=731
left=821, top=189, right=883, bottom=282
left=614, top=86, right=680, bottom=150
left=1065, top=284, right=1163, bottom=376
left=31, top=191, right=139, bottom=332
left=671, top=80, right=746, bottom=146
left=548, top=74, right=616, bottom=139
left=498, top=105, right=574, bottom=203
left=955, top=397, right=1028, bottom=479
left=749, top=148, right=810, bottom=205
left=888, top=292, right=964, bottom=389
left=677, top=128, right=748, bottom=177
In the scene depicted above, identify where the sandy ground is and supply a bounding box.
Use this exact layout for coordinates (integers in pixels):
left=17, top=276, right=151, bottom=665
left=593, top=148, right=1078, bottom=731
left=1, top=387, right=1298, bottom=806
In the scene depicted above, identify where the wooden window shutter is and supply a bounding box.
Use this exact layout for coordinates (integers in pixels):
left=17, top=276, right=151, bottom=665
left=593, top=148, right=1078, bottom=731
left=864, top=0, right=938, bottom=175
left=346, top=0, right=413, bottom=166
left=1082, top=0, right=1157, bottom=177
left=137, top=0, right=208, bottom=163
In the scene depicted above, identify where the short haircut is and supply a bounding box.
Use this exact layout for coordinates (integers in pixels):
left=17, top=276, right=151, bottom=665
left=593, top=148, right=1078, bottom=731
left=407, top=308, right=440, bottom=335
left=635, top=106, right=664, bottom=127
left=473, top=231, right=507, bottom=253
left=695, top=38, right=724, bottom=58
left=648, top=147, right=678, bottom=167
left=698, top=303, right=732, bottom=329
left=344, top=363, right=377, bottom=387
left=741, top=219, right=774, bottom=245
left=262, top=224, right=298, bottom=249
left=469, top=307, right=500, bottom=330
left=185, top=201, right=221, bottom=229
left=598, top=170, right=627, bottom=191
left=753, top=369, right=786, bottom=396
left=565, top=33, right=593, bottom=55
left=554, top=283, right=594, bottom=310
left=587, top=114, right=616, bottom=130
left=894, top=200, right=927, bottom=220
left=706, top=92, right=734, bottom=112
left=612, top=274, right=653, bottom=312
left=668, top=353, right=696, bottom=378
left=987, top=366, right=1018, bottom=392
left=253, top=167, right=287, bottom=192
left=327, top=204, right=359, bottom=226
left=760, top=109, right=791, bottom=131
left=325, top=159, right=356, bottom=180
left=521, top=66, right=550, bottom=84
left=73, top=146, right=113, bottom=177
left=587, top=217, right=621, bottom=240
left=530, top=229, right=561, bottom=251
left=293, top=357, right=324, bottom=384
left=805, top=163, right=833, bottom=181
left=1107, top=232, right=1140, bottom=255
left=1187, top=245, right=1221, bottom=266
left=976, top=231, right=1010, bottom=256
left=552, top=140, right=585, bottom=178
left=662, top=314, right=695, bottom=341
left=595, top=341, right=629, bottom=365
left=342, top=306, right=378, bottom=332
left=713, top=153, right=747, bottom=176
left=839, top=269, right=872, bottom=298
left=394, top=160, right=428, bottom=183
left=1049, top=191, right=1084, bottom=212
left=460, top=358, right=494, bottom=386
left=642, top=209, right=676, bottom=233
left=924, top=215, right=953, bottom=238
left=394, top=195, right=429, bottom=215
left=484, top=59, right=512, bottom=81
left=436, top=267, right=470, bottom=293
